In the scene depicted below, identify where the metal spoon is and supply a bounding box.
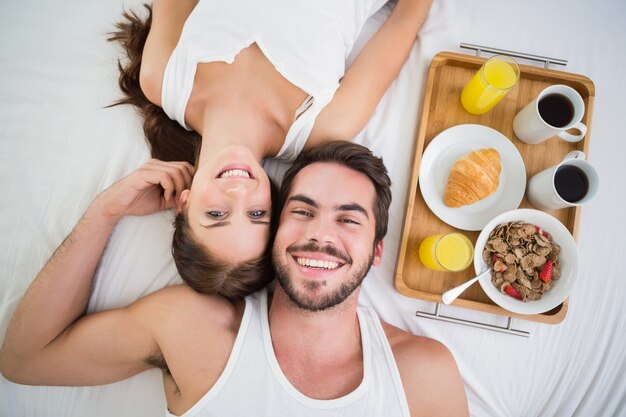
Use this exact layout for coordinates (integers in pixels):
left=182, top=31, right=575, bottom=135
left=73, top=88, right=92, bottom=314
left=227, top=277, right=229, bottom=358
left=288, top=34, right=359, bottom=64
left=441, top=269, right=491, bottom=305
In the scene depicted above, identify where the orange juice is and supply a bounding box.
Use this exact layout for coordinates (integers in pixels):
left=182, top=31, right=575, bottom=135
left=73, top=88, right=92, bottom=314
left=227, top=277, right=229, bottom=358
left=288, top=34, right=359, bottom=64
left=461, top=55, right=519, bottom=115
left=418, top=233, right=474, bottom=272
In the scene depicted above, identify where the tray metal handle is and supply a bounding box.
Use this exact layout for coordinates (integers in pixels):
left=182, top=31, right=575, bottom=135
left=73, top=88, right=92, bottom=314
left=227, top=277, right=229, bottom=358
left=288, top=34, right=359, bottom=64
left=460, top=42, right=568, bottom=69
left=416, top=303, right=530, bottom=338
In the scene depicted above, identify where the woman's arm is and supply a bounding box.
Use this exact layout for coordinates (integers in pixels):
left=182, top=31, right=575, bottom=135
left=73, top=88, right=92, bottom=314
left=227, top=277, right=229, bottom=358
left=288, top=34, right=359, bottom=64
left=140, top=0, right=198, bottom=106
left=307, top=0, right=433, bottom=146
left=0, top=160, right=193, bottom=386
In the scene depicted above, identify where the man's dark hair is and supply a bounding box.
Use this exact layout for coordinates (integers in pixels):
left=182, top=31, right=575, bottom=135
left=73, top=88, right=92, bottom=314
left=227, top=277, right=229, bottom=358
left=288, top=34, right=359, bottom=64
left=108, top=4, right=200, bottom=165
left=277, top=141, right=392, bottom=245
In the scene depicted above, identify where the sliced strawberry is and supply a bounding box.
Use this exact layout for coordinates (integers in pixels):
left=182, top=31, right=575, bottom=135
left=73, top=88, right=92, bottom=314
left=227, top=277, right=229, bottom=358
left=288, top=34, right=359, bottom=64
left=504, top=285, right=522, bottom=300
left=538, top=260, right=554, bottom=283
left=492, top=255, right=506, bottom=272
left=535, top=226, right=551, bottom=239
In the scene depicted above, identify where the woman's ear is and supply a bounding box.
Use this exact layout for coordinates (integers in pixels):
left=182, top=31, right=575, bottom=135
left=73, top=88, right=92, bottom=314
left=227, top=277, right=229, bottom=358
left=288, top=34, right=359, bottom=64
left=177, top=189, right=190, bottom=213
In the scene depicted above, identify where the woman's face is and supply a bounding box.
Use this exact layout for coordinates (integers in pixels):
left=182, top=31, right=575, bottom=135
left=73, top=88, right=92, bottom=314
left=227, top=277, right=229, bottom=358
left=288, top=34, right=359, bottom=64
left=180, top=146, right=272, bottom=264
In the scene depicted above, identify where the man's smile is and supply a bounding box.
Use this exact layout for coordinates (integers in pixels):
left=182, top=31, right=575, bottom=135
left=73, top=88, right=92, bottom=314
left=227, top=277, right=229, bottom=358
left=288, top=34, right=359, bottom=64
left=295, top=257, right=343, bottom=270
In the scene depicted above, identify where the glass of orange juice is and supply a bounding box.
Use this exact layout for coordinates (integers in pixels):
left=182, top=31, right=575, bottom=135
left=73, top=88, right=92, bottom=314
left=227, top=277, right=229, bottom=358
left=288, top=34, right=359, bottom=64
left=418, top=233, right=474, bottom=272
left=461, top=55, right=520, bottom=115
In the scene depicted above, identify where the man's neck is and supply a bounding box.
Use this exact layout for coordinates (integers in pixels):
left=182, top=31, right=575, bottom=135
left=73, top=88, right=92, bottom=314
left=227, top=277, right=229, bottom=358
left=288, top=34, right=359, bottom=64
left=266, top=288, right=364, bottom=399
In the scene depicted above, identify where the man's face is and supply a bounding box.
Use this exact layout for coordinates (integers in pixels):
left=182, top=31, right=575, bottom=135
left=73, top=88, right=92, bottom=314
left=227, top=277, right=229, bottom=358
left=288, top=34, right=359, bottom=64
left=272, top=162, right=383, bottom=312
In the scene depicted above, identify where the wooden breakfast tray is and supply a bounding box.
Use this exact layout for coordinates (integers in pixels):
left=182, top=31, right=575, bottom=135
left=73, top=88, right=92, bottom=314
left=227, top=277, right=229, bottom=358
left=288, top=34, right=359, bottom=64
left=394, top=51, right=595, bottom=324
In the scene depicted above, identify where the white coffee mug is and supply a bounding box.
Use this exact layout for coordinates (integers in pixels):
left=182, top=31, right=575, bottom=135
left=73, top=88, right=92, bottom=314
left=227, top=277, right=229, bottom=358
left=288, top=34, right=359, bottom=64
left=527, top=151, right=599, bottom=210
left=513, top=84, right=587, bottom=145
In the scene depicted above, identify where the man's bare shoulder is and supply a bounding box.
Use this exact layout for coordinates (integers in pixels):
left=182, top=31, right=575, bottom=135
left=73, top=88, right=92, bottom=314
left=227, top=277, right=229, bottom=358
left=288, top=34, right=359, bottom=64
left=381, top=321, right=469, bottom=417
left=131, top=285, right=243, bottom=332
left=381, top=321, right=454, bottom=368
left=132, top=285, right=246, bottom=402
left=135, top=284, right=232, bottom=310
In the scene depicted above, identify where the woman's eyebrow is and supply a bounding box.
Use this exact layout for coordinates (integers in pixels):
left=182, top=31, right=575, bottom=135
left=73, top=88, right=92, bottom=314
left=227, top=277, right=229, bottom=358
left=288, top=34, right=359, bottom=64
left=201, top=220, right=269, bottom=229
left=202, top=221, right=231, bottom=229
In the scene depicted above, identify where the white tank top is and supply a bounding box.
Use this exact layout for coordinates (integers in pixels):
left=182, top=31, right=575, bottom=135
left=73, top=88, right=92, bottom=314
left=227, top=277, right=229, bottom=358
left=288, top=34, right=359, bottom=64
left=166, top=289, right=410, bottom=417
left=161, top=0, right=385, bottom=161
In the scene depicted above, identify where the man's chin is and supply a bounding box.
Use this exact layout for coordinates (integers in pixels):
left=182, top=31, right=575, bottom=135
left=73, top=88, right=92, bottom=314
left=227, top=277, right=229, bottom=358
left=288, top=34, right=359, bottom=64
left=274, top=253, right=374, bottom=313
left=277, top=275, right=359, bottom=313
left=279, top=282, right=333, bottom=312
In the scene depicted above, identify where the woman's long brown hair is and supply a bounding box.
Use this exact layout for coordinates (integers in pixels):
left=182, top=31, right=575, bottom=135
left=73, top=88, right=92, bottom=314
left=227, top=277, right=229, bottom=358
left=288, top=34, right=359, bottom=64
left=108, top=4, right=200, bottom=165
left=108, top=5, right=275, bottom=298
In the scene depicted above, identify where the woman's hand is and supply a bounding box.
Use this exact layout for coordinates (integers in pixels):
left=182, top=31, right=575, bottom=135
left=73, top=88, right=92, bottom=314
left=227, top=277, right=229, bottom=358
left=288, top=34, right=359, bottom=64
left=95, top=159, right=195, bottom=221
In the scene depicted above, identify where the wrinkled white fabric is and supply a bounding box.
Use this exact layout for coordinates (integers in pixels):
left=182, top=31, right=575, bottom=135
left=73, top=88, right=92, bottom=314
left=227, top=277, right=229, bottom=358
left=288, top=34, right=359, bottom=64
left=1, top=1, right=625, bottom=416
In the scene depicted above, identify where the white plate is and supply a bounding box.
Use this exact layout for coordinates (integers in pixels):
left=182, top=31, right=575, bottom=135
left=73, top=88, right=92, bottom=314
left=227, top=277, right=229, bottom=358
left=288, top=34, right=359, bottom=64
left=474, top=209, right=579, bottom=315
left=418, top=124, right=526, bottom=231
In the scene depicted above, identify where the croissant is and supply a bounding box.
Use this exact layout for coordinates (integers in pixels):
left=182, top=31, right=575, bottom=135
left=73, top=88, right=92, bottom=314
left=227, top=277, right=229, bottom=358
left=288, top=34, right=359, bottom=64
left=443, top=148, right=501, bottom=208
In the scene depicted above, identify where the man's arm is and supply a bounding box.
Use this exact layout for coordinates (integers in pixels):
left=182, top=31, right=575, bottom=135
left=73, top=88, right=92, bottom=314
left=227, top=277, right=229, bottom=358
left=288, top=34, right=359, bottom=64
left=0, top=159, right=193, bottom=386
left=384, top=322, right=470, bottom=417
left=307, top=0, right=432, bottom=146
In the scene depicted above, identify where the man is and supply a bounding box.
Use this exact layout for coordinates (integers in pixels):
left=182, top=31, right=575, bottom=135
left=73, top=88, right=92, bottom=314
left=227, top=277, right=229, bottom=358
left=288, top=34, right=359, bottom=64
left=0, top=142, right=468, bottom=416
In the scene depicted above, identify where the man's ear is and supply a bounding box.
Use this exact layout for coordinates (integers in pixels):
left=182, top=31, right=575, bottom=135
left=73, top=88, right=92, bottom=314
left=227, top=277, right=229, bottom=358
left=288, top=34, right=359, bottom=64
left=177, top=189, right=190, bottom=213
left=372, top=239, right=384, bottom=266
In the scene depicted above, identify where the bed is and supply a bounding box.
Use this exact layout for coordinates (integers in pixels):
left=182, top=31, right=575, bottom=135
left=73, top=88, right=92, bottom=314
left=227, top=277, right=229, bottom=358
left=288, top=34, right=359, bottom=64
left=1, top=0, right=625, bottom=416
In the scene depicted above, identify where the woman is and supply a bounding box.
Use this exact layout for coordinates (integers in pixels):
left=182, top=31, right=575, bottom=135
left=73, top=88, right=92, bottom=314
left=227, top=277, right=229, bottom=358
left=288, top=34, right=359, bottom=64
left=109, top=0, right=432, bottom=298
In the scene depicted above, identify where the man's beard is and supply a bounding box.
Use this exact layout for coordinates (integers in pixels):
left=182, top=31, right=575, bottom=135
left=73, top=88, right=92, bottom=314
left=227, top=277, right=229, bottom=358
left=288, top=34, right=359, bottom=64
left=273, top=242, right=375, bottom=312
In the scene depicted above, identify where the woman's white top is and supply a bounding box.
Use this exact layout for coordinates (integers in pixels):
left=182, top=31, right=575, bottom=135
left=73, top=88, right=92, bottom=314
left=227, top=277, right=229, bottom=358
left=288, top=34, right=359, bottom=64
left=161, top=0, right=385, bottom=160
left=165, top=288, right=411, bottom=417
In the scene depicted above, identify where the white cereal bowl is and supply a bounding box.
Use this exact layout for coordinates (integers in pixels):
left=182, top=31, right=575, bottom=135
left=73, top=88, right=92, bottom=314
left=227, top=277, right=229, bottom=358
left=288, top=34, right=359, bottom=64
left=474, top=209, right=579, bottom=315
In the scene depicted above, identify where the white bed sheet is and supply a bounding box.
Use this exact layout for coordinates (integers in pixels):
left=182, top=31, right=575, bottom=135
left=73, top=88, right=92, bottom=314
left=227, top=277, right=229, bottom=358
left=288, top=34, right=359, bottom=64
left=1, top=1, right=625, bottom=416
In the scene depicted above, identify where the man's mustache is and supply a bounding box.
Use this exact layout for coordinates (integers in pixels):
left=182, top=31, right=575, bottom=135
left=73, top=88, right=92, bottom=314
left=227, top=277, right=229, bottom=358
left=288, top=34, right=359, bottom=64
left=287, top=242, right=351, bottom=264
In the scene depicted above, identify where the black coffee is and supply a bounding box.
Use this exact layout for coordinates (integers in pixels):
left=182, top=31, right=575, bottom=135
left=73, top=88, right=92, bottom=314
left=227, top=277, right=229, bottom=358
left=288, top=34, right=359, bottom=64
left=554, top=165, right=589, bottom=203
left=538, top=93, right=575, bottom=128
